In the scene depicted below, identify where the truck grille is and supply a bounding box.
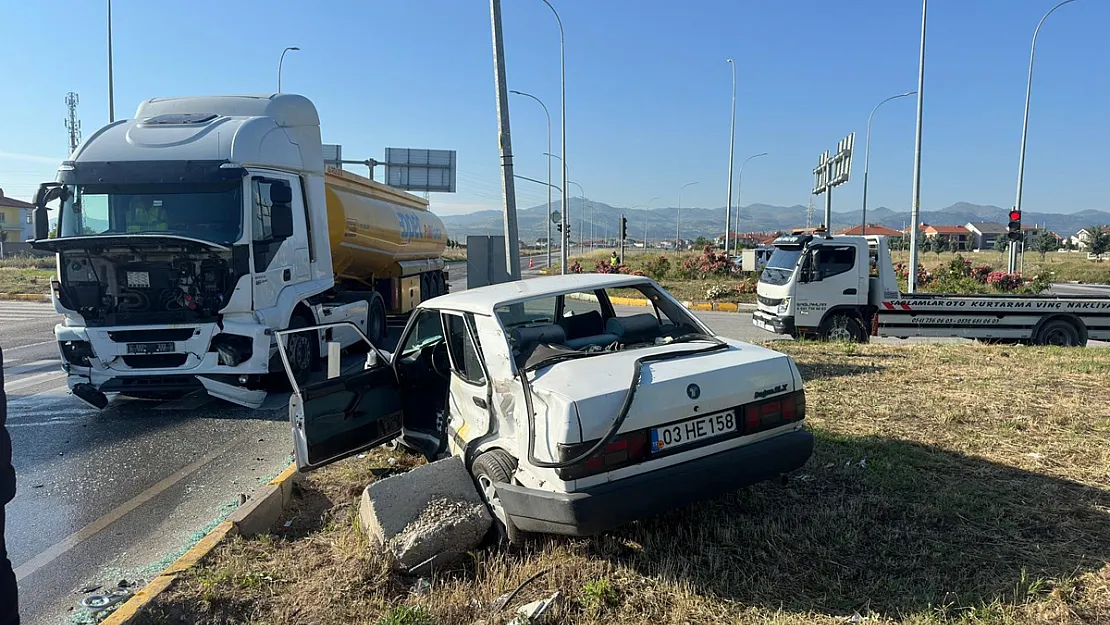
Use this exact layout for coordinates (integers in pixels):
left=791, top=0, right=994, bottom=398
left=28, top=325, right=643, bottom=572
left=758, top=295, right=782, bottom=307
left=109, top=329, right=196, bottom=342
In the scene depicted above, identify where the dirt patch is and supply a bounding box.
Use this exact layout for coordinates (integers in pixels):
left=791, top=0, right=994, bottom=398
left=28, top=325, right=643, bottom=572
left=139, top=344, right=1110, bottom=625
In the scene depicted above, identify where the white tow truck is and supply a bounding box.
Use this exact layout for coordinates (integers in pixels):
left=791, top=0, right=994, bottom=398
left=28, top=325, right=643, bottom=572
left=280, top=274, right=814, bottom=541
left=753, top=233, right=1110, bottom=346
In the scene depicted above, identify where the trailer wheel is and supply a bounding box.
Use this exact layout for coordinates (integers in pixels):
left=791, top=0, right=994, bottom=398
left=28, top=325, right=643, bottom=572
left=819, top=313, right=865, bottom=343
left=471, top=450, right=526, bottom=546
left=367, top=292, right=387, bottom=346
left=1034, top=319, right=1083, bottom=347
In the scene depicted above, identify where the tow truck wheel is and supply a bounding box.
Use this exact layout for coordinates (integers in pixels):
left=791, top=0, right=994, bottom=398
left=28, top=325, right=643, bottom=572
left=1035, top=319, right=1083, bottom=347
left=819, top=313, right=865, bottom=343
left=471, top=450, right=526, bottom=546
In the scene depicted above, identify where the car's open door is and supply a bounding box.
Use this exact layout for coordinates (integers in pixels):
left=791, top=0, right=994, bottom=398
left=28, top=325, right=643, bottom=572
left=277, top=321, right=403, bottom=471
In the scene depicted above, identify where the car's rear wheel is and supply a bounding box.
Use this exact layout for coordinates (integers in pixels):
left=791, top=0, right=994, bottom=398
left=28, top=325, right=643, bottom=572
left=470, top=450, right=526, bottom=546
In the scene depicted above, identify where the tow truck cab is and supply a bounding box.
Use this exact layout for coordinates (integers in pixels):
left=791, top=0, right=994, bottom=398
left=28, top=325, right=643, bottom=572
left=753, top=234, right=894, bottom=341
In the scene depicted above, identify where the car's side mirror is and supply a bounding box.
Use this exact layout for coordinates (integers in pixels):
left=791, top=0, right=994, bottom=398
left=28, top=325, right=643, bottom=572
left=364, top=351, right=379, bottom=370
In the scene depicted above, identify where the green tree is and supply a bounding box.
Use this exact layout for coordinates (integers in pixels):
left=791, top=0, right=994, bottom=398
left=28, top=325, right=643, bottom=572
left=1033, top=228, right=1058, bottom=260
left=695, top=236, right=708, bottom=247
left=928, top=236, right=945, bottom=259
left=947, top=237, right=960, bottom=254
left=992, top=235, right=1008, bottom=257
left=1088, top=225, right=1109, bottom=260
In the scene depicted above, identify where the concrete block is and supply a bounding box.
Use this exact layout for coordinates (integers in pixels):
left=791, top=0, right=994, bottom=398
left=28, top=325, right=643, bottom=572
left=359, top=456, right=492, bottom=571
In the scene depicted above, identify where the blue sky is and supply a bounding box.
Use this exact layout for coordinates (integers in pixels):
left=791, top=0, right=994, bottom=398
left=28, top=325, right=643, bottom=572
left=1, top=0, right=1107, bottom=216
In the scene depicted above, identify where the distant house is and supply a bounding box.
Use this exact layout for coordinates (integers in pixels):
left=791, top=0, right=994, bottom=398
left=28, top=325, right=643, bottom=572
left=0, top=188, right=34, bottom=241
left=1075, top=226, right=1110, bottom=251
left=921, top=224, right=971, bottom=250
left=964, top=222, right=1007, bottom=250
left=837, top=224, right=904, bottom=239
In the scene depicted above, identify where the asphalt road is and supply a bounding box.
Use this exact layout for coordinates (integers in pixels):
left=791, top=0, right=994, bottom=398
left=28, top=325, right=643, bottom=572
left=2, top=262, right=1097, bottom=624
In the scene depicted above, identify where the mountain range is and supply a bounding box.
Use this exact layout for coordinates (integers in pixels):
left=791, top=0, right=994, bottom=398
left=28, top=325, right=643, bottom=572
left=438, top=200, right=1110, bottom=243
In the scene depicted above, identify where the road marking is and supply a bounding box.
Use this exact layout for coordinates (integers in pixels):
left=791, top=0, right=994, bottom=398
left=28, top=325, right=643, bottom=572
left=5, top=358, right=61, bottom=375
left=13, top=436, right=245, bottom=582
left=6, top=418, right=85, bottom=428
left=3, top=340, right=56, bottom=352
left=5, top=369, right=67, bottom=392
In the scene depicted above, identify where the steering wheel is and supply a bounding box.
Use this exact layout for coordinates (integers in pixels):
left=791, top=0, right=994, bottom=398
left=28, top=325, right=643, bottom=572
left=420, top=341, right=452, bottom=381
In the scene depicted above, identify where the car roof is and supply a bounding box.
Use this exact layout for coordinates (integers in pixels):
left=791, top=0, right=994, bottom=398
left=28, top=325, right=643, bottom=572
left=423, top=273, right=656, bottom=315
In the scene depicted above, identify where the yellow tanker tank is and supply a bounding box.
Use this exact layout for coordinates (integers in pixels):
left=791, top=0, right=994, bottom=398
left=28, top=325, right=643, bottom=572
left=324, top=167, right=447, bottom=284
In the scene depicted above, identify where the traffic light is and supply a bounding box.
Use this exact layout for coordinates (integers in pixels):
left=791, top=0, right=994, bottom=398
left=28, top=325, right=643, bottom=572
left=619, top=216, right=628, bottom=240
left=1007, top=208, right=1022, bottom=241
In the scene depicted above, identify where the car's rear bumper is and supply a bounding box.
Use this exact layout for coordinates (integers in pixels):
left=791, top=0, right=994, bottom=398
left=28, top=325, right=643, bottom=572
left=495, top=429, right=814, bottom=536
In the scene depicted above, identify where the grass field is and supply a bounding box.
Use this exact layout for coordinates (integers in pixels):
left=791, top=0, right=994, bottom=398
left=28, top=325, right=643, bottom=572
left=140, top=342, right=1110, bottom=625
left=0, top=255, right=54, bottom=294
left=891, top=249, right=1110, bottom=285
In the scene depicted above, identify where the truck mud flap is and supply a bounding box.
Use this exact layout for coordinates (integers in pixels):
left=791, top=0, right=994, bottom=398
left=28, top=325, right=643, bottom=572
left=197, top=376, right=267, bottom=409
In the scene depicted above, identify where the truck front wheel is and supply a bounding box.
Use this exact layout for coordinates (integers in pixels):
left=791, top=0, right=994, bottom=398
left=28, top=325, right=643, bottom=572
left=286, top=314, right=319, bottom=385
left=819, top=313, right=866, bottom=343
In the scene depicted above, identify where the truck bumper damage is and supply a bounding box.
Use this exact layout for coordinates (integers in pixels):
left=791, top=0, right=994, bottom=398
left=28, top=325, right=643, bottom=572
left=56, top=320, right=274, bottom=409
left=493, top=429, right=814, bottom=536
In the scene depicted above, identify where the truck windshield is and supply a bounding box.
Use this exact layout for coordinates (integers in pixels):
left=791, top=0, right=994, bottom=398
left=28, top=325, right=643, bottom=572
left=760, top=247, right=803, bottom=286
left=56, top=182, right=243, bottom=245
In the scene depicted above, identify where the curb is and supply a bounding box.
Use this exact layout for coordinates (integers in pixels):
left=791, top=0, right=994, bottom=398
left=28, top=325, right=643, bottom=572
left=101, top=463, right=301, bottom=625
left=0, top=293, right=49, bottom=302
left=606, top=294, right=756, bottom=313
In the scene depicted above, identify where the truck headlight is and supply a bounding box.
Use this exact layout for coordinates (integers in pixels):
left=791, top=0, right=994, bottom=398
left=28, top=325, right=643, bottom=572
left=777, top=298, right=790, bottom=315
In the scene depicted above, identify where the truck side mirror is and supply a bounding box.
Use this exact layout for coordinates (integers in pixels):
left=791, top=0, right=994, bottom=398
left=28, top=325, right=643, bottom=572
left=33, top=207, right=50, bottom=240
left=269, top=182, right=294, bottom=240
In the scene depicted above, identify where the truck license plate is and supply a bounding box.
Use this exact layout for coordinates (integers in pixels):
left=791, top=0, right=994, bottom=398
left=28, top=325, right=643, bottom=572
left=650, top=410, right=736, bottom=453
left=753, top=318, right=772, bottom=331
left=126, top=342, right=176, bottom=355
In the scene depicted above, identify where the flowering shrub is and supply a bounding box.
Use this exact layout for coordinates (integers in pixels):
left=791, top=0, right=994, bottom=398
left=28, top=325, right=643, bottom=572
left=946, top=255, right=972, bottom=278
left=641, top=255, right=671, bottom=281
left=986, top=271, right=1024, bottom=291
left=568, top=261, right=583, bottom=274
left=705, top=283, right=737, bottom=299
left=676, top=245, right=733, bottom=279
left=592, top=260, right=630, bottom=275
left=971, top=264, right=993, bottom=284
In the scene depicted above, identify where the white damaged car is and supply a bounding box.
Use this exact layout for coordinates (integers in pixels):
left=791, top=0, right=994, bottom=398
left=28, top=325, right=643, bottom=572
left=281, top=274, right=813, bottom=542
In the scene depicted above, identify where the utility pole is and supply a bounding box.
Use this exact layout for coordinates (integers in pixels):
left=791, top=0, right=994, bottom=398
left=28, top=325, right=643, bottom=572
left=490, top=0, right=521, bottom=280
left=107, top=0, right=115, bottom=123
left=724, top=58, right=737, bottom=254
left=65, top=92, right=82, bottom=154
left=907, top=0, right=927, bottom=293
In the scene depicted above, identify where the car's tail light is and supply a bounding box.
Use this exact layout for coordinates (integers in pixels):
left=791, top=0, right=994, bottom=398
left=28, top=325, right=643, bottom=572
left=556, top=430, right=650, bottom=480
left=744, top=390, right=805, bottom=434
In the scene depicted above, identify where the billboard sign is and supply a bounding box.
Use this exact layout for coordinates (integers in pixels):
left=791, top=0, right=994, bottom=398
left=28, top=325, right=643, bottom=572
left=385, top=148, right=457, bottom=193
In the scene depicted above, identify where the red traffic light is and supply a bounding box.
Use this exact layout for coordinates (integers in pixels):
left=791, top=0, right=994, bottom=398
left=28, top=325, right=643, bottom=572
left=1009, top=210, right=1021, bottom=221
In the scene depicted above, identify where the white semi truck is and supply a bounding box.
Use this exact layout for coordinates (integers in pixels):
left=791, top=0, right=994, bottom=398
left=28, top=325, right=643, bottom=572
left=30, top=94, right=449, bottom=409
left=753, top=233, right=1110, bottom=346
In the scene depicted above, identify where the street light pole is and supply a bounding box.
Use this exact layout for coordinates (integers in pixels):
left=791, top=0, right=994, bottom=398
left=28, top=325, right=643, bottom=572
left=735, top=153, right=767, bottom=245
left=677, top=181, right=699, bottom=252
left=724, top=59, right=737, bottom=255
left=538, top=0, right=568, bottom=276
left=862, top=91, right=915, bottom=235
left=1012, top=0, right=1084, bottom=273
left=907, top=0, right=927, bottom=294
left=632, top=196, right=660, bottom=250
left=511, top=90, right=553, bottom=270
left=107, top=0, right=115, bottom=122
left=278, top=46, right=301, bottom=93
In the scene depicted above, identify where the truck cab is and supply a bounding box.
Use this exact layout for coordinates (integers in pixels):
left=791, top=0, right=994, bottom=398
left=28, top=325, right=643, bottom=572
left=30, top=95, right=387, bottom=409
left=753, top=234, right=896, bottom=341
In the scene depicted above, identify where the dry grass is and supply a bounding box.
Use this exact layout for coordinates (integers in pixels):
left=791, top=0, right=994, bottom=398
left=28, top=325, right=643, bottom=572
left=0, top=267, right=52, bottom=294
left=141, top=343, right=1110, bottom=625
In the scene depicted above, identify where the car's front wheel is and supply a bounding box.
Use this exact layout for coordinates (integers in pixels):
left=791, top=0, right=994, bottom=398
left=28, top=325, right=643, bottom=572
left=470, top=450, right=526, bottom=546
